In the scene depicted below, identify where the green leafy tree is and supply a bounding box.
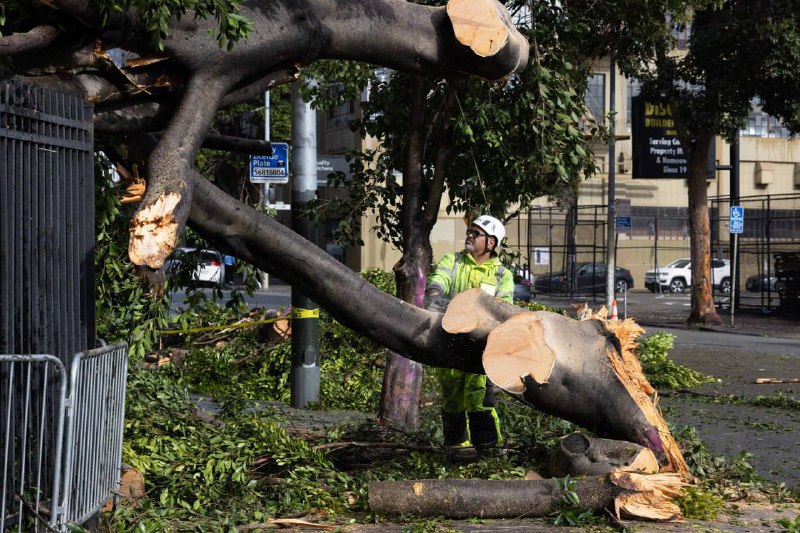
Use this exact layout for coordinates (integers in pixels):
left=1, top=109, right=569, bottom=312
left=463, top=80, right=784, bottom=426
left=568, top=0, right=800, bottom=325
left=306, top=0, right=603, bottom=428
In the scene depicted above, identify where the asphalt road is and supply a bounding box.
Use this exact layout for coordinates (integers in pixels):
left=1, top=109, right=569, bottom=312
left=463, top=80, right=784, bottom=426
left=650, top=326, right=800, bottom=356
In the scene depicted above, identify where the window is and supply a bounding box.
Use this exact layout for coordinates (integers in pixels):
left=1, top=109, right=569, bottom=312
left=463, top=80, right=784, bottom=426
left=585, top=74, right=605, bottom=122
left=626, top=78, right=641, bottom=132
left=740, top=99, right=790, bottom=138
left=326, top=84, right=356, bottom=130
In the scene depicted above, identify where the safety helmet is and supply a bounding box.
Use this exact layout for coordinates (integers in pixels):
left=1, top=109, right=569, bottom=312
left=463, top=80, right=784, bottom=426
left=471, top=215, right=505, bottom=247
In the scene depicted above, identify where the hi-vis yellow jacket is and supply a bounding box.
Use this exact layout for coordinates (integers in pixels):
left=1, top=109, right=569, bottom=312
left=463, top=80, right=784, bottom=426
left=428, top=251, right=514, bottom=303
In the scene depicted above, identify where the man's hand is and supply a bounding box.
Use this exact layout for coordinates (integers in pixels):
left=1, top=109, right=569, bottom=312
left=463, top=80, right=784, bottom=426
left=424, top=288, right=449, bottom=313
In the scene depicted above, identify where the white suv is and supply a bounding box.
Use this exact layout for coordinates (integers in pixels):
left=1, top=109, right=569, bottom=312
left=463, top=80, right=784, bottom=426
left=644, top=258, right=731, bottom=294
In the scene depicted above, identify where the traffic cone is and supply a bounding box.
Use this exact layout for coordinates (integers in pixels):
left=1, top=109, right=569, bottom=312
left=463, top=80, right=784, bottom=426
left=610, top=299, right=619, bottom=320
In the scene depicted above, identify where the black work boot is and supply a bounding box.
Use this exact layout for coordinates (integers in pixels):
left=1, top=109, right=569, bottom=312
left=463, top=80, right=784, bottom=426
left=441, top=410, right=468, bottom=447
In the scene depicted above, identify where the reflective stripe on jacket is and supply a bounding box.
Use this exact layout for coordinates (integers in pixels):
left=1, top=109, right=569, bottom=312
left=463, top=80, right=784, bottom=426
left=427, top=251, right=514, bottom=303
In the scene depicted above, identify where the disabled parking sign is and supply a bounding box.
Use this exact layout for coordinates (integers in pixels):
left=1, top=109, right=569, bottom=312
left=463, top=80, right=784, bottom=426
left=730, top=206, right=744, bottom=234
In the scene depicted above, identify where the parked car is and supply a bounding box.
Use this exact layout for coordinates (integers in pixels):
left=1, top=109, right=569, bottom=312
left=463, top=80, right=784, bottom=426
left=533, top=262, right=633, bottom=295
left=512, top=265, right=533, bottom=302
left=165, top=247, right=225, bottom=286
left=644, top=258, right=730, bottom=294
left=745, top=274, right=785, bottom=292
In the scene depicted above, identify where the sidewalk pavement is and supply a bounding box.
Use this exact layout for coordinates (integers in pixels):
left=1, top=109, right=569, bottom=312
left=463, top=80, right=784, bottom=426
left=632, top=307, right=800, bottom=341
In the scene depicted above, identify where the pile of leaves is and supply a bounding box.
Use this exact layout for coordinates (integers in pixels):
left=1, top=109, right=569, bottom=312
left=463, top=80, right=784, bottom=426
left=635, top=332, right=717, bottom=390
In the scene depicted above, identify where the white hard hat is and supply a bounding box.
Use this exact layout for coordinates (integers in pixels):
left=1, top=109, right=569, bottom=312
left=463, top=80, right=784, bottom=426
left=472, top=215, right=505, bottom=246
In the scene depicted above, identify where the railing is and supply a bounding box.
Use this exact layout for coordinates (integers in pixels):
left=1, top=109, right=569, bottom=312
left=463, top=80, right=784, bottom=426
left=60, top=342, right=129, bottom=527
left=0, top=354, right=67, bottom=532
left=1, top=342, right=128, bottom=532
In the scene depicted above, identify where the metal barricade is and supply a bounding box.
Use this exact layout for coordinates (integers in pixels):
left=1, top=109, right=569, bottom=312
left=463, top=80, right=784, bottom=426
left=1, top=354, right=68, bottom=532
left=1, top=342, right=128, bottom=532
left=59, top=342, right=129, bottom=528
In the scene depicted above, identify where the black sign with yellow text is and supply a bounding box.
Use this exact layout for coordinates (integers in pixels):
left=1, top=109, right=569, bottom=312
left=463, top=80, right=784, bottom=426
left=631, top=95, right=715, bottom=179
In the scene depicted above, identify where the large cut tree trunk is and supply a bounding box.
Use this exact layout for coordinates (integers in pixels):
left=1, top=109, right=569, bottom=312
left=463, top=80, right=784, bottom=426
left=443, top=289, right=689, bottom=477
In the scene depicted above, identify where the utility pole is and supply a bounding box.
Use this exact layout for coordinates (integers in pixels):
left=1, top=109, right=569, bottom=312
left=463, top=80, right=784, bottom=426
left=290, top=80, right=320, bottom=407
left=605, top=53, right=617, bottom=311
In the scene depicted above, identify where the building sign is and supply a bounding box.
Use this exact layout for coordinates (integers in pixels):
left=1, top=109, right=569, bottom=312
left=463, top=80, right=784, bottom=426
left=317, top=155, right=350, bottom=187
left=631, top=96, right=715, bottom=179
left=250, top=142, right=289, bottom=183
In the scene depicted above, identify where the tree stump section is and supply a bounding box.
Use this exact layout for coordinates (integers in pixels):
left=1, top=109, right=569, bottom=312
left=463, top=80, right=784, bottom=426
left=549, top=433, right=659, bottom=478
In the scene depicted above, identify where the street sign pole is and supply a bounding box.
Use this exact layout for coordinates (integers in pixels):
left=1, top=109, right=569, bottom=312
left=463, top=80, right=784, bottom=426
left=729, top=205, right=744, bottom=327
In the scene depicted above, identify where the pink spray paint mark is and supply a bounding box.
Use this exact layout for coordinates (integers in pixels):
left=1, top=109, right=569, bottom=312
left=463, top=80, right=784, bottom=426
left=414, top=266, right=426, bottom=307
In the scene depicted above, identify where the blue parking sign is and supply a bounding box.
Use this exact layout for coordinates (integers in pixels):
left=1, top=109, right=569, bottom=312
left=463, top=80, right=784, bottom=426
left=730, top=206, right=744, bottom=234
left=250, top=142, right=289, bottom=183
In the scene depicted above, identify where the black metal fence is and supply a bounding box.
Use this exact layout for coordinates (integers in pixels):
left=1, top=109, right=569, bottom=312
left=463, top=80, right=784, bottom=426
left=1, top=80, right=95, bottom=530
left=509, top=193, right=800, bottom=312
left=709, top=194, right=800, bottom=311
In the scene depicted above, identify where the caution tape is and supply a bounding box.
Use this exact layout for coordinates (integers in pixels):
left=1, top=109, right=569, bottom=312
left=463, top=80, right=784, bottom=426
left=158, top=308, right=319, bottom=335
left=290, top=308, right=320, bottom=319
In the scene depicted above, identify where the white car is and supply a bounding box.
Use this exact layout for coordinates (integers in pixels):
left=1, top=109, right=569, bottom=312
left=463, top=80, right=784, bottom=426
left=165, top=247, right=225, bottom=286
left=644, top=258, right=731, bottom=294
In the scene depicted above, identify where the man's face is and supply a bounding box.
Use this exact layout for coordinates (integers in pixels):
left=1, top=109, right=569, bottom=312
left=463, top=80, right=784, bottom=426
left=465, top=225, right=489, bottom=254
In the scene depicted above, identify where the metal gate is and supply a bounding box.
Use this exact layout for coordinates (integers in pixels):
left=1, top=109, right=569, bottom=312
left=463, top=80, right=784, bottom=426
left=0, top=355, right=68, bottom=532
left=0, top=79, right=96, bottom=359
left=511, top=194, right=800, bottom=312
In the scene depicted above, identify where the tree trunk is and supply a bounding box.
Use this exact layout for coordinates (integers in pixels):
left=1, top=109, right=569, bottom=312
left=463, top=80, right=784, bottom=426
left=378, top=76, right=430, bottom=430
left=379, top=77, right=460, bottom=429
left=684, top=131, right=722, bottom=326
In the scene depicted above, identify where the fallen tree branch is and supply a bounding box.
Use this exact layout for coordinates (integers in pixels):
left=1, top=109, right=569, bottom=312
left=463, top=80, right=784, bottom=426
left=0, top=26, right=60, bottom=55
left=447, top=289, right=690, bottom=478
left=236, top=519, right=335, bottom=531
left=369, top=473, right=687, bottom=521
left=312, top=441, right=437, bottom=453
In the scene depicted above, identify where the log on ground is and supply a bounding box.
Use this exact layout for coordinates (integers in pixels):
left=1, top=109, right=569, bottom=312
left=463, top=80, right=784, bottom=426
left=369, top=473, right=687, bottom=520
